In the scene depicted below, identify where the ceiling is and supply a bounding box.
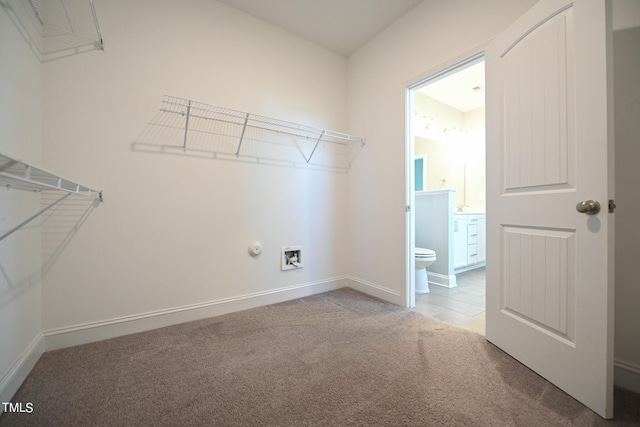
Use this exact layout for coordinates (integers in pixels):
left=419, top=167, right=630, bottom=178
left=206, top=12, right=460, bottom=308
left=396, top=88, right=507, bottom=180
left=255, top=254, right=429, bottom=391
left=218, top=0, right=483, bottom=111
left=217, top=0, right=423, bottom=57
left=417, top=61, right=486, bottom=112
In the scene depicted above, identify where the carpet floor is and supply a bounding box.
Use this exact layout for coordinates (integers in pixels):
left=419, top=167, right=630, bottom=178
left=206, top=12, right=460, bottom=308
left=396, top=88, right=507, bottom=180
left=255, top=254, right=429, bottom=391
left=1, top=288, right=639, bottom=426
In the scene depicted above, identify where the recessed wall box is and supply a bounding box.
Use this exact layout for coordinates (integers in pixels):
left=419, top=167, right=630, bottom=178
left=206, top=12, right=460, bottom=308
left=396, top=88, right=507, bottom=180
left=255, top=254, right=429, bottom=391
left=281, top=246, right=303, bottom=271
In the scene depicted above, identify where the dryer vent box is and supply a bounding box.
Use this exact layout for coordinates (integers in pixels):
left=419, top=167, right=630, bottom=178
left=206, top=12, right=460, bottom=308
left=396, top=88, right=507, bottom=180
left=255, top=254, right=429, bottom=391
left=281, top=246, right=303, bottom=271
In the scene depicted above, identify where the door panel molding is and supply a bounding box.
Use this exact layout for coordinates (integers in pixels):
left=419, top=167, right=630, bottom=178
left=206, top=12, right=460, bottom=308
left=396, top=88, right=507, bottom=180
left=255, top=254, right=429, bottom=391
left=501, top=225, right=575, bottom=342
left=502, top=9, right=574, bottom=192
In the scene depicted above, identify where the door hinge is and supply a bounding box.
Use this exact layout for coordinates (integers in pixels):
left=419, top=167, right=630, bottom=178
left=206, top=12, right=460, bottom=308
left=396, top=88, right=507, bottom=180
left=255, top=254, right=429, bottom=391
left=406, top=205, right=411, bottom=213
left=609, top=199, right=616, bottom=213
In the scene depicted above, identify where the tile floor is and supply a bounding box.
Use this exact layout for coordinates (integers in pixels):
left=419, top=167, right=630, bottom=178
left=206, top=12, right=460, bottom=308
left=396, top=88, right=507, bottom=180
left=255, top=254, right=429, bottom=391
left=412, top=267, right=486, bottom=335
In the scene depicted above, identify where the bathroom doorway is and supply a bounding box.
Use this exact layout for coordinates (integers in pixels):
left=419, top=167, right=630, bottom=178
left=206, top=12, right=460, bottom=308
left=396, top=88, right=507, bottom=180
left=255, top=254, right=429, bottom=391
left=407, top=53, right=487, bottom=335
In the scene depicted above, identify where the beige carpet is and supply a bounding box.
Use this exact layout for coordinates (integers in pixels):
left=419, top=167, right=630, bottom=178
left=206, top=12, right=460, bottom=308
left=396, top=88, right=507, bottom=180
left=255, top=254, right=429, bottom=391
left=1, top=288, right=639, bottom=426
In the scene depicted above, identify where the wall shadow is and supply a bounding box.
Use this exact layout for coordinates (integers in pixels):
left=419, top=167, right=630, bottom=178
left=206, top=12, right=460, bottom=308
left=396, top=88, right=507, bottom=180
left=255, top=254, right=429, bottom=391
left=0, top=193, right=100, bottom=309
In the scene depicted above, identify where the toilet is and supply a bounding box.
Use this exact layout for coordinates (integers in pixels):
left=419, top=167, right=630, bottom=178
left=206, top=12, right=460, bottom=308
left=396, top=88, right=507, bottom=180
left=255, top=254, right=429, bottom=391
left=415, top=247, right=437, bottom=294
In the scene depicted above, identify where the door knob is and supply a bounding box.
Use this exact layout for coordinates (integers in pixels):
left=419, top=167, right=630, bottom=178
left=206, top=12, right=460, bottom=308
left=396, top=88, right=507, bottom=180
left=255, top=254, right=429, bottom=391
left=576, top=200, right=600, bottom=215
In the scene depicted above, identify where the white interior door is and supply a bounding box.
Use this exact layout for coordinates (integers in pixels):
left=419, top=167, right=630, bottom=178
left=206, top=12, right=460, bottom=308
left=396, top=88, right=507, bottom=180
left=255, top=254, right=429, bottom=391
left=486, top=0, right=614, bottom=418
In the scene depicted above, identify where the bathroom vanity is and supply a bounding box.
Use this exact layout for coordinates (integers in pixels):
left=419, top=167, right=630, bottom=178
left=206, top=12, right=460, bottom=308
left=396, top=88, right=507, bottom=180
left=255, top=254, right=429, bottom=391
left=453, top=213, right=486, bottom=272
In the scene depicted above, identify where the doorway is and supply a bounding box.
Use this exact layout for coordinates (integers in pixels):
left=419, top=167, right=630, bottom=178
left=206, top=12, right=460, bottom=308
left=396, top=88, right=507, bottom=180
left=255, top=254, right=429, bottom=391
left=407, top=54, right=486, bottom=335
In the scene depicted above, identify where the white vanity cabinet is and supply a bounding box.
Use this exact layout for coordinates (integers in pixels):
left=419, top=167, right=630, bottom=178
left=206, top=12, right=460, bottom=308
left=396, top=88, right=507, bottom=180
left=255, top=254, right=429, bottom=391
left=453, top=215, right=468, bottom=269
left=454, top=213, right=486, bottom=272
left=478, top=214, right=486, bottom=264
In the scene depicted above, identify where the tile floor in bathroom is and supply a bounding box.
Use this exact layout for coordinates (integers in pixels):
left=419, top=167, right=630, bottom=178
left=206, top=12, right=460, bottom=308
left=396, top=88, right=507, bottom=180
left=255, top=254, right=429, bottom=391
left=412, top=267, right=486, bottom=336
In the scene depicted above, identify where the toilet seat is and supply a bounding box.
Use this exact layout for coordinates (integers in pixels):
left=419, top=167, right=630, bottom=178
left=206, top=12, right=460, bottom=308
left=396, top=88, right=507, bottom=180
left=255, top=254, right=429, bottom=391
left=415, top=247, right=435, bottom=258
left=415, top=247, right=435, bottom=294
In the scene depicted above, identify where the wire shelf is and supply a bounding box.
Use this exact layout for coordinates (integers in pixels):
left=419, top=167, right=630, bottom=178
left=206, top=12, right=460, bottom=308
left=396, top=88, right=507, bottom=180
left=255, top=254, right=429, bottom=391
left=0, top=153, right=102, bottom=242
left=4, top=0, right=103, bottom=59
left=134, top=96, right=365, bottom=172
left=0, top=153, right=101, bottom=198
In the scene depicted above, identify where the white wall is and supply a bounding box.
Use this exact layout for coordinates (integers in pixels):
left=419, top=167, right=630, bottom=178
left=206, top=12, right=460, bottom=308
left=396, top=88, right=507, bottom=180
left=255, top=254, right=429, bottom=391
left=38, top=0, right=351, bottom=343
left=346, top=0, right=537, bottom=305
left=0, top=3, right=44, bottom=401
left=464, top=107, right=486, bottom=212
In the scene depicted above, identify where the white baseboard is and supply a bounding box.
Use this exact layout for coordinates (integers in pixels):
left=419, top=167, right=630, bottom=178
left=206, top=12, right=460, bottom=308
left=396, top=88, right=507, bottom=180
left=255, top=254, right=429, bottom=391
left=345, top=276, right=404, bottom=306
left=429, top=272, right=457, bottom=288
left=43, top=278, right=346, bottom=351
left=0, top=333, right=44, bottom=403
left=614, top=359, right=640, bottom=394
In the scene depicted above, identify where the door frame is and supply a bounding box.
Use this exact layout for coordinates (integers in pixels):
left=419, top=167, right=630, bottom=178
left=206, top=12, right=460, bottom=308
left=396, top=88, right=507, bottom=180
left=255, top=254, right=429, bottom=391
left=405, top=47, right=487, bottom=309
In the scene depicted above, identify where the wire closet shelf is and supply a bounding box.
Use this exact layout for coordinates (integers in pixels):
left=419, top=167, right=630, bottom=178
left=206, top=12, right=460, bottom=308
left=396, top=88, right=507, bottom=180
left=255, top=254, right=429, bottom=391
left=137, top=96, right=365, bottom=172
left=6, top=0, right=104, bottom=60
left=0, top=153, right=102, bottom=242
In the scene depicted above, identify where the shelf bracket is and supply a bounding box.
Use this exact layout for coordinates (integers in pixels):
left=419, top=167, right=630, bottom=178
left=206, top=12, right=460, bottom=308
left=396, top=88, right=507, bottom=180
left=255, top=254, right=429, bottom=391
left=1, top=153, right=103, bottom=241
left=0, top=192, right=72, bottom=242
left=89, top=0, right=104, bottom=51
left=182, top=100, right=192, bottom=151
left=305, top=130, right=325, bottom=163
left=236, top=113, right=250, bottom=157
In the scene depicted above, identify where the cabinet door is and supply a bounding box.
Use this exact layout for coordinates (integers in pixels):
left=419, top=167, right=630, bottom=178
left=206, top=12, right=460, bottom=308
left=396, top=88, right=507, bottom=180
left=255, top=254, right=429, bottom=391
left=454, top=215, right=468, bottom=268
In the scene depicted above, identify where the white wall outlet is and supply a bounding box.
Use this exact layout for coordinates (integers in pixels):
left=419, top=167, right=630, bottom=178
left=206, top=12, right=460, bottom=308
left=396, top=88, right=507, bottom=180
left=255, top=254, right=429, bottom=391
left=281, top=246, right=303, bottom=271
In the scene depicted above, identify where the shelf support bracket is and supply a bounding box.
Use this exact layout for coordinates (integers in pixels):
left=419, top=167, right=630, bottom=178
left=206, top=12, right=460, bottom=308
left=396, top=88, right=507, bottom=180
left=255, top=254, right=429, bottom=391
left=306, top=131, right=325, bottom=163
left=182, top=100, right=191, bottom=151
left=0, top=192, right=72, bottom=242
left=236, top=113, right=250, bottom=157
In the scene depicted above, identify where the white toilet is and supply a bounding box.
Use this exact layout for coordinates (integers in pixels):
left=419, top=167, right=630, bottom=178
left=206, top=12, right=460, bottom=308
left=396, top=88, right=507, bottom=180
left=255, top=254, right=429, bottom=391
left=415, top=247, right=437, bottom=294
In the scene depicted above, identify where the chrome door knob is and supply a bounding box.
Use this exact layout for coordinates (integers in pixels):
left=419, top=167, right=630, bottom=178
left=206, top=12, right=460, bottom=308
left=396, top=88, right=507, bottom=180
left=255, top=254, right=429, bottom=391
left=576, top=200, right=600, bottom=215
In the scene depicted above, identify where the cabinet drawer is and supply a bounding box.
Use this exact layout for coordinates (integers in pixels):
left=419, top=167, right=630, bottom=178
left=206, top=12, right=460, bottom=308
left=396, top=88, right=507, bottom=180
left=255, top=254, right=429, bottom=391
left=467, top=224, right=478, bottom=243
left=467, top=244, right=478, bottom=264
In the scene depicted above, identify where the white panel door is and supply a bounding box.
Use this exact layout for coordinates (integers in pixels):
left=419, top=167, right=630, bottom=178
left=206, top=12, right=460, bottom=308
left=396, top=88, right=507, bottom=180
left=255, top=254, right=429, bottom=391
left=486, top=0, right=614, bottom=418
